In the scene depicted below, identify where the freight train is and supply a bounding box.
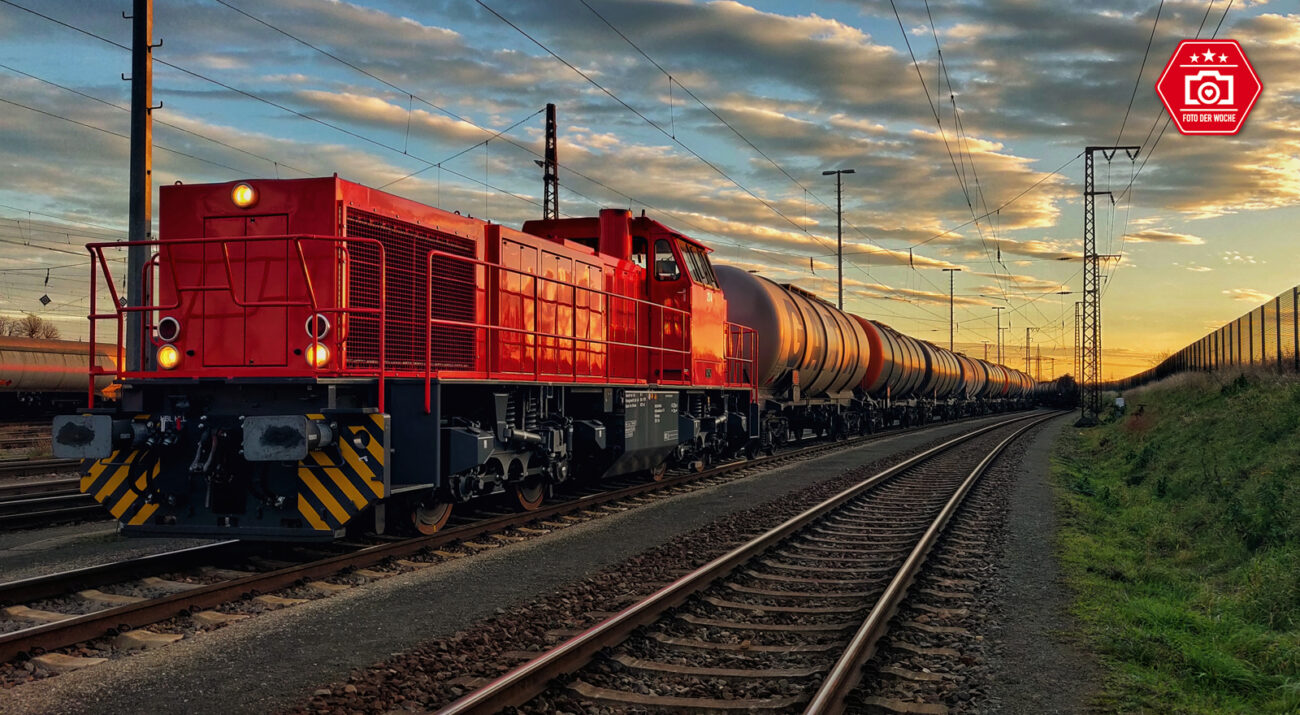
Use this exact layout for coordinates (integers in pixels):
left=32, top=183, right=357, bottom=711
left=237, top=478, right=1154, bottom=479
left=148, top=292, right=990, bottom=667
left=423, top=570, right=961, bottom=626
left=0, top=336, right=119, bottom=416
left=52, top=176, right=1037, bottom=541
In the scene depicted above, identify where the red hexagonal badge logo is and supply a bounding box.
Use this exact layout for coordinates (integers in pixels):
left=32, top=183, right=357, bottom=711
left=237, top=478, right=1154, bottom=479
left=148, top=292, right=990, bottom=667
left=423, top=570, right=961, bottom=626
left=1156, top=39, right=1262, bottom=135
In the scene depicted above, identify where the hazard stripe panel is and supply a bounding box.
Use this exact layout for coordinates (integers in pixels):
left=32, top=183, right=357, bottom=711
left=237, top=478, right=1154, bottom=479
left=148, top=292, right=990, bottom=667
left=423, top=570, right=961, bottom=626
left=81, top=446, right=162, bottom=528
left=295, top=412, right=388, bottom=532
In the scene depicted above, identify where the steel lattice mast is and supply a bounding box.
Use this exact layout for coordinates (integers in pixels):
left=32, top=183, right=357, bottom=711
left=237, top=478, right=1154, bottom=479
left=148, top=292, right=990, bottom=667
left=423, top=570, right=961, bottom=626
left=1081, top=145, right=1137, bottom=423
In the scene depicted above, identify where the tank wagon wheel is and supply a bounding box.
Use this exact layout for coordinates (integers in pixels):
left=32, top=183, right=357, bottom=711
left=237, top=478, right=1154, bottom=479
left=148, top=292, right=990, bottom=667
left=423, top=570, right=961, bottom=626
left=513, top=480, right=545, bottom=511
left=413, top=501, right=453, bottom=535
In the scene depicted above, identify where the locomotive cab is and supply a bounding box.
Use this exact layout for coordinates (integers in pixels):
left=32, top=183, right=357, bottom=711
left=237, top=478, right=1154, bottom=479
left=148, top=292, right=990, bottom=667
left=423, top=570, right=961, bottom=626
left=525, top=211, right=728, bottom=388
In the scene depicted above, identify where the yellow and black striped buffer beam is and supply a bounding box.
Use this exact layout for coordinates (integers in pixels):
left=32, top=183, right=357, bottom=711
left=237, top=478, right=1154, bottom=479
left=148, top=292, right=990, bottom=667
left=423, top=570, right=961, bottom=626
left=296, top=412, right=389, bottom=532
left=82, top=448, right=162, bottom=527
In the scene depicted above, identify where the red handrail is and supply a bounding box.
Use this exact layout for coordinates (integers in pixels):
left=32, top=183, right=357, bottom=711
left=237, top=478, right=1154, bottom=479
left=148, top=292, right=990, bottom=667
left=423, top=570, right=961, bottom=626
left=85, top=235, right=387, bottom=411
left=422, top=248, right=757, bottom=412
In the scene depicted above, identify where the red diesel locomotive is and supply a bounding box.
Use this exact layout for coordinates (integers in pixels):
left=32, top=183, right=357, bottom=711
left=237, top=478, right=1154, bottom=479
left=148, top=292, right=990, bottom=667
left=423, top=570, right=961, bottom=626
left=53, top=176, right=1033, bottom=541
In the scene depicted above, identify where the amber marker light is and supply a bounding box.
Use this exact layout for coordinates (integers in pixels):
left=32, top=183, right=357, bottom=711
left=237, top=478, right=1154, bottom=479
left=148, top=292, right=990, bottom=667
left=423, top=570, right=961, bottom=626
left=305, top=343, right=330, bottom=368
left=157, top=344, right=181, bottom=370
left=231, top=182, right=258, bottom=208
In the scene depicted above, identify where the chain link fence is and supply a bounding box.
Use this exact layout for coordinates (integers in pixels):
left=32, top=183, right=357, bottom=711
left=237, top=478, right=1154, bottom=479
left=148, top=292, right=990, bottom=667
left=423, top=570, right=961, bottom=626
left=1109, top=285, right=1300, bottom=390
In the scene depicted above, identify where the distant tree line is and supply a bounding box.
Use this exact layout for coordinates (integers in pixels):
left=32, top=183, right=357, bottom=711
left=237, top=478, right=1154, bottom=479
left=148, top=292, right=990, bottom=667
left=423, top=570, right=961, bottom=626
left=0, top=314, right=60, bottom=339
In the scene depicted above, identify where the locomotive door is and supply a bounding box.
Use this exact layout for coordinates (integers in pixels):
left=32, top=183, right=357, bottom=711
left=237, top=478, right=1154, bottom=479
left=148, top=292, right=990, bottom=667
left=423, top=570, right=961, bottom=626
left=201, top=215, right=289, bottom=367
left=648, top=237, right=690, bottom=383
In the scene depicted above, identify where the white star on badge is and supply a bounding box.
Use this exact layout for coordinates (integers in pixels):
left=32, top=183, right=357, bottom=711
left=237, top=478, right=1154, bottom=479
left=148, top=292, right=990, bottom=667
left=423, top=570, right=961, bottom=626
left=1202, top=49, right=1216, bottom=62
left=1189, top=53, right=1199, bottom=63
left=1219, top=54, right=1228, bottom=62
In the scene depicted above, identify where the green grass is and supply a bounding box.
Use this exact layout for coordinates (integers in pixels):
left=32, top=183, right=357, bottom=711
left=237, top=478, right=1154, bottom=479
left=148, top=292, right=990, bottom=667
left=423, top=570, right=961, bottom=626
left=1054, top=370, right=1300, bottom=713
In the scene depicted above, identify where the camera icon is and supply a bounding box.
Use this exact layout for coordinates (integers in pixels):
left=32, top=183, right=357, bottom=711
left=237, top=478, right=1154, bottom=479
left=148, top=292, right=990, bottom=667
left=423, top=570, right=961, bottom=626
left=1185, top=70, right=1234, bottom=106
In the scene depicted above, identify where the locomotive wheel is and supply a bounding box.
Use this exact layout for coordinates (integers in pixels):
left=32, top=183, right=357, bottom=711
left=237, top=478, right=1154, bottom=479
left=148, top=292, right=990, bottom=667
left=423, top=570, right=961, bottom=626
left=412, top=501, right=453, bottom=535
left=513, top=481, right=545, bottom=511
left=650, top=462, right=669, bottom=481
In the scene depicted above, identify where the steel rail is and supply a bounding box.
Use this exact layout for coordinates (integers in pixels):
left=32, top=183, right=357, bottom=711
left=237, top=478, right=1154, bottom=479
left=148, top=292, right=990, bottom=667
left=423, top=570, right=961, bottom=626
left=0, top=493, right=93, bottom=513
left=0, top=477, right=80, bottom=500
left=0, top=541, right=243, bottom=607
left=434, top=411, right=1047, bottom=715
left=0, top=458, right=80, bottom=477
left=804, top=411, right=1060, bottom=713
left=0, top=410, right=1028, bottom=664
left=0, top=504, right=111, bottom=532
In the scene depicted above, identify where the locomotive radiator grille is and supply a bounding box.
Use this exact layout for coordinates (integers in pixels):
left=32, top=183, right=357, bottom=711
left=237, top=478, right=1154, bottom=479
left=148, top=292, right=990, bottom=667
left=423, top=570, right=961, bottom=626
left=345, top=210, right=477, bottom=372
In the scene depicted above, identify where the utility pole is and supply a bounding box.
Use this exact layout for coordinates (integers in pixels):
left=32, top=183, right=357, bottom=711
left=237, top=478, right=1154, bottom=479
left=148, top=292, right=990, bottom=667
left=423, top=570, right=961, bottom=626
left=992, top=306, right=1005, bottom=364
left=542, top=103, right=558, bottom=221
left=982, top=340, right=989, bottom=361
left=1081, top=145, right=1138, bottom=424
left=1036, top=345, right=1042, bottom=381
left=942, top=268, right=961, bottom=351
left=126, top=0, right=156, bottom=374
left=1046, top=356, right=1055, bottom=379
left=1024, top=326, right=1037, bottom=374
left=822, top=168, right=855, bottom=309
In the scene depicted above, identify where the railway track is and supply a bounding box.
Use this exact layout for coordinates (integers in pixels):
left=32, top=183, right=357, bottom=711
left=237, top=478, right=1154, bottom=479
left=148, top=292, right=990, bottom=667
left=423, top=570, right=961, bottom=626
left=432, top=411, right=1058, bottom=714
left=0, top=475, right=104, bottom=532
left=0, top=423, right=51, bottom=453
left=0, top=458, right=81, bottom=478
left=0, top=493, right=106, bottom=532
left=0, top=410, right=1030, bottom=666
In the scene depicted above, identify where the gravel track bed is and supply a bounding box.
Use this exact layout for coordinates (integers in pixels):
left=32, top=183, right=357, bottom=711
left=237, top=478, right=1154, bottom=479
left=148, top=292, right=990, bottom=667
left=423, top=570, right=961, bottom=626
left=290, top=419, right=1030, bottom=713
left=555, top=444, right=992, bottom=708
left=844, top=418, right=1055, bottom=714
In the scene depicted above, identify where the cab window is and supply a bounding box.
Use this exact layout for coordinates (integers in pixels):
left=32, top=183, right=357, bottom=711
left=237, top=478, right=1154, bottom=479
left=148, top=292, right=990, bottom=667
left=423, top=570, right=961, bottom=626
left=679, top=243, right=719, bottom=288
left=654, top=238, right=681, bottom=281
left=630, top=236, right=648, bottom=270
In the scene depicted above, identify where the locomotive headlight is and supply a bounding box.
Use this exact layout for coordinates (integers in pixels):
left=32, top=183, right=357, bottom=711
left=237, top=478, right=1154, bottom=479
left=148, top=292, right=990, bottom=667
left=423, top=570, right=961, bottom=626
left=305, top=343, right=330, bottom=368
left=305, top=313, right=330, bottom=339
left=157, top=344, right=181, bottom=370
left=231, top=182, right=258, bottom=208
left=157, top=316, right=181, bottom=343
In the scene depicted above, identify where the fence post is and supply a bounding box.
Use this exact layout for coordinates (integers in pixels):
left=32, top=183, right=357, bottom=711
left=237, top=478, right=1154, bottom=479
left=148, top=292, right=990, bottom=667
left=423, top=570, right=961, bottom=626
left=1248, top=311, right=1254, bottom=365
left=1275, top=296, right=1282, bottom=372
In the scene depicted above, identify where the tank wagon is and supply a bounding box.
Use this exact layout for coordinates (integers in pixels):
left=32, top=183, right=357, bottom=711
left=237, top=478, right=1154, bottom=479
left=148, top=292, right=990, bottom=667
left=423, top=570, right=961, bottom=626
left=715, top=264, right=1034, bottom=440
left=52, top=176, right=1037, bottom=542
left=0, top=337, right=119, bottom=414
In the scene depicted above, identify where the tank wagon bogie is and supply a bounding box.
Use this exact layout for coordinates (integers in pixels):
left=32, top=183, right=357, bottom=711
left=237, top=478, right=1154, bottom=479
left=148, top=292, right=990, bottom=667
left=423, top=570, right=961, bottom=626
left=51, top=175, right=1041, bottom=542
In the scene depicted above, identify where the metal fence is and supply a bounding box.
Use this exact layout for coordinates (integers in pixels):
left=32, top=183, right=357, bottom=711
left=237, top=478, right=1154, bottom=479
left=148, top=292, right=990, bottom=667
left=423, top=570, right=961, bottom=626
left=1108, top=285, right=1300, bottom=390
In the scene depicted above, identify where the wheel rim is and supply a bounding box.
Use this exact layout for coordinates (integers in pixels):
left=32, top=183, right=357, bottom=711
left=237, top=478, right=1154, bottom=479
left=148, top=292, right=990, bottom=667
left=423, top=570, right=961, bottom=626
left=413, top=501, right=453, bottom=535
left=514, top=482, right=544, bottom=511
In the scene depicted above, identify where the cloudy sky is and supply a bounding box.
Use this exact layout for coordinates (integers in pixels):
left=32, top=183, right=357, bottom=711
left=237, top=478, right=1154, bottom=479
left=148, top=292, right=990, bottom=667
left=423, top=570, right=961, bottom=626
left=0, top=0, right=1296, bottom=379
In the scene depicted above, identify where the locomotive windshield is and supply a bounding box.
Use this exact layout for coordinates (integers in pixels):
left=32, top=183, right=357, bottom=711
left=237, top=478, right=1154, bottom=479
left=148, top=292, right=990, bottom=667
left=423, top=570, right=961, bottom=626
left=679, top=242, right=719, bottom=288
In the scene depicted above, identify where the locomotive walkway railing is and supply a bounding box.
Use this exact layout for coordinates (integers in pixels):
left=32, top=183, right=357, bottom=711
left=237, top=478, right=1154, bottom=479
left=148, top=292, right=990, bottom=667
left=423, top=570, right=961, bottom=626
left=84, top=235, right=388, bottom=410
left=422, top=248, right=757, bottom=412
left=1109, top=284, right=1300, bottom=390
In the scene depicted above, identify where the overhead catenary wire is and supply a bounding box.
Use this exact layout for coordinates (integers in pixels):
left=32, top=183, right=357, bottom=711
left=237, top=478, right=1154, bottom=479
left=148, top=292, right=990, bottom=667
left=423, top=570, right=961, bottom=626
left=478, top=0, right=953, bottom=323
left=0, top=62, right=312, bottom=177
left=1105, top=0, right=1232, bottom=296
left=3, top=0, right=1090, bottom=344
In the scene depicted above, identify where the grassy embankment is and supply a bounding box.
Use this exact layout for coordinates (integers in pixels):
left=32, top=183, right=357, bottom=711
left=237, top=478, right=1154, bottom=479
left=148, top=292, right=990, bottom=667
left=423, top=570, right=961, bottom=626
left=1054, top=370, right=1300, bottom=713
